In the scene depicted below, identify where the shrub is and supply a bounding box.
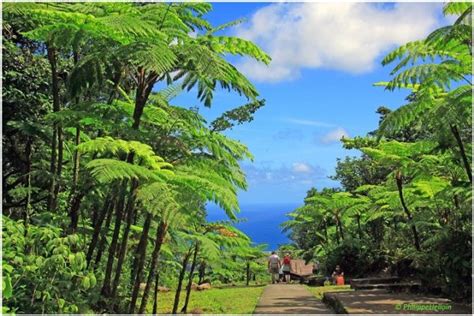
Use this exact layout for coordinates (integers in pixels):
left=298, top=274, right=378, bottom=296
left=2, top=215, right=98, bottom=313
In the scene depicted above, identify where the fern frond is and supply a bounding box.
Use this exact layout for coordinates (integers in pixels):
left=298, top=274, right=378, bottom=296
left=86, top=159, right=161, bottom=183
left=443, top=2, right=472, bottom=16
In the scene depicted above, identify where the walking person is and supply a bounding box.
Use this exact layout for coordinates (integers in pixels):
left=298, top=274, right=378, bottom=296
left=282, top=253, right=292, bottom=283
left=267, top=251, right=280, bottom=284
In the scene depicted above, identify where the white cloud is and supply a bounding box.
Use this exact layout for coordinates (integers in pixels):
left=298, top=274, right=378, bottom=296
left=320, top=127, right=349, bottom=144
left=235, top=2, right=441, bottom=82
left=243, top=162, right=325, bottom=185
left=286, top=118, right=336, bottom=128
left=292, top=162, right=312, bottom=173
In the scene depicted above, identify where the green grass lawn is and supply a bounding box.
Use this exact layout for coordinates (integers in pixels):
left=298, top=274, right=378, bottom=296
left=306, top=285, right=353, bottom=300
left=150, top=285, right=266, bottom=314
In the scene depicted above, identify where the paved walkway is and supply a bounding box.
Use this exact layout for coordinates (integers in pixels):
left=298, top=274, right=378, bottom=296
left=324, top=290, right=472, bottom=314
left=254, top=284, right=333, bottom=314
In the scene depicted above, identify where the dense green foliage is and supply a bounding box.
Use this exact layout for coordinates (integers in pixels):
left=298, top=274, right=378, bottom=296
left=2, top=3, right=270, bottom=313
left=283, top=3, right=472, bottom=301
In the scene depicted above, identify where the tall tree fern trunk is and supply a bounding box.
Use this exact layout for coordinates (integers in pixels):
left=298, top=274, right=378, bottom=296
left=246, top=261, right=251, bottom=286
left=336, top=214, right=345, bottom=240
left=356, top=215, right=363, bottom=239
left=101, top=182, right=127, bottom=297
left=86, top=192, right=113, bottom=266
left=136, top=221, right=167, bottom=314
left=111, top=179, right=139, bottom=299
left=450, top=124, right=472, bottom=183
left=198, top=261, right=206, bottom=285
left=67, top=126, right=81, bottom=232
left=152, top=269, right=161, bottom=315
left=47, top=45, right=60, bottom=212
left=395, top=171, right=421, bottom=251
left=94, top=199, right=115, bottom=269
left=127, top=71, right=159, bottom=312
left=182, top=243, right=200, bottom=313
left=172, top=250, right=192, bottom=314
left=129, top=213, right=152, bottom=306
left=53, top=123, right=64, bottom=205
left=24, top=138, right=32, bottom=237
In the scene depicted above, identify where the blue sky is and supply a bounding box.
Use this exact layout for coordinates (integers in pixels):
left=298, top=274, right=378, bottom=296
left=172, top=2, right=449, bottom=206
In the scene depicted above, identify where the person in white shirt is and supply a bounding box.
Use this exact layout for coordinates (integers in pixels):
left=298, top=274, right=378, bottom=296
left=267, top=251, right=281, bottom=284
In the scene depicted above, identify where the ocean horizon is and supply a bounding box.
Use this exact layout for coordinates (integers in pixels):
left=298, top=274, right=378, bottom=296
left=206, top=202, right=299, bottom=250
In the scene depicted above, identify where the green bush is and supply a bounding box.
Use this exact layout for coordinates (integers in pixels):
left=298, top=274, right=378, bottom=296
left=2, top=215, right=98, bottom=313
left=322, top=239, right=388, bottom=277
left=420, top=229, right=472, bottom=301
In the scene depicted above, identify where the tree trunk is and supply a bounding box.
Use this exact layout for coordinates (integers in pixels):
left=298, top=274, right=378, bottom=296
left=47, top=46, right=60, bottom=211
left=86, top=193, right=113, bottom=266
left=53, top=123, right=63, bottom=204
left=24, top=138, right=33, bottom=237
left=323, top=219, right=328, bottom=243
left=198, top=261, right=206, bottom=285
left=101, top=182, right=127, bottom=297
left=335, top=213, right=345, bottom=240
left=356, top=215, right=363, bottom=239
left=132, top=72, right=156, bottom=130
left=111, top=179, right=139, bottom=298
left=67, top=127, right=81, bottom=232
left=172, top=250, right=192, bottom=314
left=130, top=213, right=152, bottom=289
left=94, top=199, right=115, bottom=269
left=152, top=268, right=161, bottom=315
left=246, top=261, right=251, bottom=286
left=395, top=171, right=421, bottom=251
left=450, top=124, right=472, bottom=183
left=135, top=221, right=167, bottom=314
left=67, top=191, right=85, bottom=234
left=181, top=243, right=200, bottom=313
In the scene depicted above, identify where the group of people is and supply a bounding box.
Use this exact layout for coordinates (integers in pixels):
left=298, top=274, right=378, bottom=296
left=267, top=251, right=345, bottom=285
left=267, top=251, right=292, bottom=284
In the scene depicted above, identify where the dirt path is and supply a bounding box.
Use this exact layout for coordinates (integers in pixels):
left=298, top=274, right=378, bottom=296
left=254, top=283, right=333, bottom=314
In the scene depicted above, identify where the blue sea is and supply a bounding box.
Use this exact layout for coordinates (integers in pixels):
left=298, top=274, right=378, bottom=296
left=206, top=203, right=299, bottom=251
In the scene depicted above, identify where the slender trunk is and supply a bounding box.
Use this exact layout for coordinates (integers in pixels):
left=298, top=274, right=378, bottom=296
left=68, top=191, right=85, bottom=234
left=24, top=139, right=32, bottom=237
left=182, top=243, right=200, bottom=313
left=67, top=127, right=81, bottom=232
left=130, top=213, right=152, bottom=290
left=48, top=126, right=57, bottom=210
left=395, top=171, right=421, bottom=251
left=108, top=68, right=122, bottom=104
left=152, top=268, right=161, bottom=315
left=173, top=250, right=192, bottom=314
left=132, top=71, right=156, bottom=130
left=111, top=179, right=139, bottom=298
left=335, top=213, right=344, bottom=240
left=450, top=124, right=472, bottom=183
left=323, top=219, right=328, bottom=243
left=101, top=182, right=127, bottom=297
left=72, top=127, right=81, bottom=186
left=246, top=261, right=251, bottom=286
left=356, top=215, right=363, bottom=239
left=136, top=221, right=167, bottom=314
left=94, top=199, right=115, bottom=269
left=86, top=193, right=113, bottom=266
left=198, top=261, right=206, bottom=285
left=47, top=46, right=60, bottom=211
left=53, top=123, right=63, bottom=202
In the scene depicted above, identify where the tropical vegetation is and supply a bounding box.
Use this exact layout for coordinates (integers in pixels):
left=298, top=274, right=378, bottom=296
left=283, top=2, right=472, bottom=301
left=2, top=3, right=270, bottom=313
